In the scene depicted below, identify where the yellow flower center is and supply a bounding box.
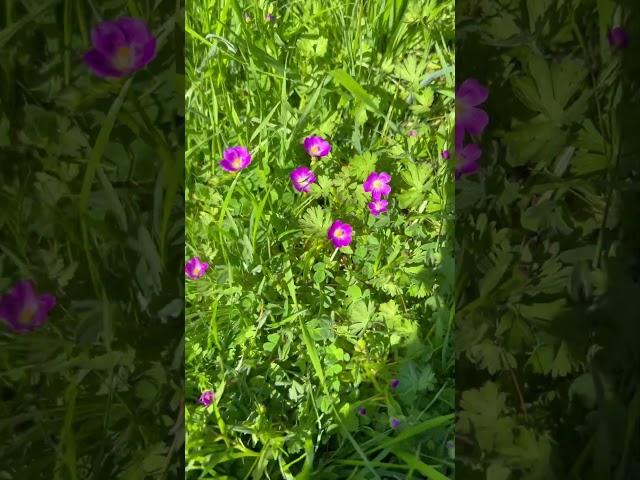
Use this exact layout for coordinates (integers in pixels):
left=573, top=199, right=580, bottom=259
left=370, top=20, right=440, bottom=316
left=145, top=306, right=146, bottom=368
left=231, top=157, right=243, bottom=169
left=18, top=305, right=37, bottom=326
left=334, top=228, right=345, bottom=239
left=310, top=145, right=320, bottom=156
left=113, top=46, right=134, bottom=71
left=193, top=265, right=201, bottom=275
left=373, top=179, right=383, bottom=189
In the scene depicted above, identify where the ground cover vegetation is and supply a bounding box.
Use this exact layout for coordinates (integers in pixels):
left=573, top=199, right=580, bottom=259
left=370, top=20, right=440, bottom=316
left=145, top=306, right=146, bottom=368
left=456, top=0, right=640, bottom=478
left=0, top=1, right=184, bottom=477
left=185, top=0, right=455, bottom=478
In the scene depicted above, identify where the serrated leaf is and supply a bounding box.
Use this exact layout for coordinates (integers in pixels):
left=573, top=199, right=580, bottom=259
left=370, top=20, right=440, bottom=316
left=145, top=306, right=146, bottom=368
left=300, top=206, right=331, bottom=238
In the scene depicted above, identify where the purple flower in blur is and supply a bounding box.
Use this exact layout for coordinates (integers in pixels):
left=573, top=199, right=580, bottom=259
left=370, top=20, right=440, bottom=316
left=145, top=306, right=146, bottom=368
left=407, top=129, right=418, bottom=137
left=390, top=418, right=400, bottom=429
left=363, top=172, right=391, bottom=200
left=84, top=17, right=156, bottom=78
left=327, top=220, right=354, bottom=249
left=446, top=440, right=454, bottom=449
left=455, top=143, right=481, bottom=179
left=185, top=257, right=209, bottom=280
left=0, top=281, right=56, bottom=333
left=442, top=150, right=450, bottom=160
left=290, top=166, right=317, bottom=193
left=368, top=199, right=388, bottom=217
left=390, top=378, right=400, bottom=389
left=357, top=407, right=368, bottom=416
left=220, top=146, right=252, bottom=172
left=456, top=78, right=489, bottom=136
left=197, top=390, right=215, bottom=407
left=303, top=136, right=331, bottom=158
left=266, top=13, right=276, bottom=23
left=609, top=27, right=630, bottom=49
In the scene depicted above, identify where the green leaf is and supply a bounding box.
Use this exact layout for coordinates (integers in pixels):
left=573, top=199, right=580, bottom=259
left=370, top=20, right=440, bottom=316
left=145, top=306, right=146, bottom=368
left=338, top=403, right=358, bottom=432
left=263, top=333, right=280, bottom=352
left=348, top=300, right=375, bottom=336
left=487, top=462, right=511, bottom=480
left=399, top=163, right=431, bottom=209
left=458, top=382, right=515, bottom=451
left=329, top=69, right=381, bottom=113
left=349, top=152, right=378, bottom=179
left=300, top=206, right=331, bottom=238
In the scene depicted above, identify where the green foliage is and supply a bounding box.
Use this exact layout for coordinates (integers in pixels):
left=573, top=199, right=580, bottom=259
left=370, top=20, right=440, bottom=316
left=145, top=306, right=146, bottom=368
left=457, top=0, right=640, bottom=478
left=186, top=0, right=455, bottom=478
left=0, top=0, right=183, bottom=478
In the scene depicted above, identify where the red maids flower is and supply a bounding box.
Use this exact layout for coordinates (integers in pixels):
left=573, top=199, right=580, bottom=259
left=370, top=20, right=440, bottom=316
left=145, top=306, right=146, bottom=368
left=220, top=146, right=252, bottom=172
left=0, top=281, right=56, bottom=333
left=368, top=199, right=388, bottom=217
left=84, top=17, right=156, bottom=78
left=327, top=220, right=354, bottom=249
left=456, top=78, right=489, bottom=136
left=609, top=27, right=630, bottom=49
left=290, top=166, right=317, bottom=193
left=303, top=136, right=331, bottom=158
left=197, top=390, right=215, bottom=407
left=455, top=143, right=481, bottom=179
left=363, top=172, right=391, bottom=200
left=185, top=257, right=209, bottom=280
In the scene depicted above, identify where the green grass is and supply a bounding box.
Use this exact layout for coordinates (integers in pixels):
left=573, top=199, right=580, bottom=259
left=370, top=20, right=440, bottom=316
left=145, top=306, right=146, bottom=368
left=185, top=0, right=455, bottom=478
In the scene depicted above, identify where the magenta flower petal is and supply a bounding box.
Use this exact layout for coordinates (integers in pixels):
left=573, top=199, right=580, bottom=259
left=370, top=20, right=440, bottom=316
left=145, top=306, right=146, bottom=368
left=363, top=172, right=392, bottom=200
left=185, top=257, right=209, bottom=280
left=378, top=172, right=391, bottom=183
left=303, top=136, right=331, bottom=157
left=408, top=129, right=418, bottom=137
left=457, top=78, right=489, bottom=106
left=456, top=78, right=489, bottom=136
left=327, top=220, right=354, bottom=249
left=91, top=20, right=128, bottom=56
left=117, top=17, right=153, bottom=44
left=290, top=166, right=317, bottom=193
left=458, top=106, right=489, bottom=136
left=609, top=27, right=630, bottom=49
left=455, top=143, right=481, bottom=179
left=220, top=146, right=252, bottom=172
left=442, top=150, right=450, bottom=160
left=85, top=17, right=156, bottom=78
left=368, top=199, right=388, bottom=216
left=0, top=281, right=56, bottom=333
left=117, top=17, right=157, bottom=68
left=137, top=38, right=157, bottom=68
left=84, top=50, right=124, bottom=78
left=197, top=390, right=215, bottom=407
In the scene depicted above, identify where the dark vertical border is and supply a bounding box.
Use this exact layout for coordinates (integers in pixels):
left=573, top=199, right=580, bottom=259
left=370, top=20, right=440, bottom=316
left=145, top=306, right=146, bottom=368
left=0, top=1, right=185, bottom=477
